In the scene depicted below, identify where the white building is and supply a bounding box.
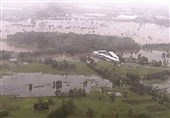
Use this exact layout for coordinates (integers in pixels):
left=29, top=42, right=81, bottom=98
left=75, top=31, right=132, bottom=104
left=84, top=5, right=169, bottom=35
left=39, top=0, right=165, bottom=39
left=9, top=58, right=17, bottom=62
left=92, top=50, right=120, bottom=62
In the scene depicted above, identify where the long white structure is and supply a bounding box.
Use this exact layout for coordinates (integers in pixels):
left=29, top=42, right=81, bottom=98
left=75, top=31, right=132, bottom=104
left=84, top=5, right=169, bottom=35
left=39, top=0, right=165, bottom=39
left=92, top=50, right=120, bottom=62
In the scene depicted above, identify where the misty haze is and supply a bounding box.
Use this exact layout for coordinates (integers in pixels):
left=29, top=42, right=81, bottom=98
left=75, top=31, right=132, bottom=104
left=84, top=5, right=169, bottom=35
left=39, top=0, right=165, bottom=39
left=0, top=0, right=170, bottom=118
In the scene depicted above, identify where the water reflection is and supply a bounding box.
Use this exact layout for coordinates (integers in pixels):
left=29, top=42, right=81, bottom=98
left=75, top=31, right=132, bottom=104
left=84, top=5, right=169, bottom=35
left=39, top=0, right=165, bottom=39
left=0, top=73, right=112, bottom=97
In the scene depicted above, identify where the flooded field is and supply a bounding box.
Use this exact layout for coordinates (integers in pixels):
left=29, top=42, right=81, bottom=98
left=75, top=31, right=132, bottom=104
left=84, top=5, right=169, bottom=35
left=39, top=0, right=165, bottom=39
left=152, top=78, right=170, bottom=94
left=0, top=73, right=112, bottom=97
left=0, top=41, right=34, bottom=52
left=1, top=17, right=169, bottom=44
left=123, top=50, right=170, bottom=65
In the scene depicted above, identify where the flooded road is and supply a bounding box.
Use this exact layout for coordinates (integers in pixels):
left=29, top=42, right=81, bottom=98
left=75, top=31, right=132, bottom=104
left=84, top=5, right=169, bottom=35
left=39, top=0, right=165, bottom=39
left=0, top=73, right=112, bottom=97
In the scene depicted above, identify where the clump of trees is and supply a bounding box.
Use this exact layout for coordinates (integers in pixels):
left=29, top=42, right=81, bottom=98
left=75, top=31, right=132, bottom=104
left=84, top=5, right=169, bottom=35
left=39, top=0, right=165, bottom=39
left=7, top=32, right=140, bottom=53
left=47, top=99, right=76, bottom=118
left=68, top=88, right=86, bottom=97
left=18, top=52, right=34, bottom=63
left=87, top=63, right=119, bottom=81
left=43, top=58, right=76, bottom=71
left=33, top=98, right=54, bottom=111
left=138, top=56, right=148, bottom=65
left=150, top=60, right=163, bottom=67
left=0, top=110, right=9, bottom=118
left=143, top=43, right=170, bottom=52
left=151, top=91, right=170, bottom=109
left=126, top=73, right=153, bottom=95
left=144, top=70, right=170, bottom=81
left=0, top=51, right=13, bottom=60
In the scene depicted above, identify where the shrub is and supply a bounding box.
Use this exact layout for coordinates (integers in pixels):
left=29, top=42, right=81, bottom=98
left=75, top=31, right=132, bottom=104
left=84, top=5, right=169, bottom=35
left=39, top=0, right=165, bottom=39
left=47, top=99, right=76, bottom=118
left=0, top=110, right=9, bottom=117
left=33, top=99, right=49, bottom=111
left=86, top=108, right=94, bottom=118
left=48, top=98, right=55, bottom=105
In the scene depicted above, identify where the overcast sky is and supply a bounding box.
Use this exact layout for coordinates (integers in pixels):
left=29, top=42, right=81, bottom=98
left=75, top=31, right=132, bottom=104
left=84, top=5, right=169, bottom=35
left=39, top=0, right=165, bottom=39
left=1, top=0, right=169, bottom=9
left=1, top=0, right=169, bottom=3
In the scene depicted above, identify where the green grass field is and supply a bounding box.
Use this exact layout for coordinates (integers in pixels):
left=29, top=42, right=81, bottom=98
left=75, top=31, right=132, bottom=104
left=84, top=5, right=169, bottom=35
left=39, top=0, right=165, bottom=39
left=1, top=89, right=170, bottom=118
left=0, top=61, right=95, bottom=76
left=1, top=60, right=168, bottom=77
left=97, top=61, right=170, bottom=76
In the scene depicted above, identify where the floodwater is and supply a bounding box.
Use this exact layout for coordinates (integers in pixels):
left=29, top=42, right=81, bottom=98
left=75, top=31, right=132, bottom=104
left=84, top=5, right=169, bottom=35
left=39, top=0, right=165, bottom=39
left=123, top=50, right=170, bottom=66
left=0, top=73, right=112, bottom=97
left=0, top=41, right=34, bottom=52
left=152, top=78, right=170, bottom=94
left=0, top=16, right=169, bottom=44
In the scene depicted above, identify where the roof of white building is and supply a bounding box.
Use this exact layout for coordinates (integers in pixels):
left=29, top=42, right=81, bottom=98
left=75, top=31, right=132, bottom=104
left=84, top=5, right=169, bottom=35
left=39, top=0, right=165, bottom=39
left=92, top=50, right=120, bottom=62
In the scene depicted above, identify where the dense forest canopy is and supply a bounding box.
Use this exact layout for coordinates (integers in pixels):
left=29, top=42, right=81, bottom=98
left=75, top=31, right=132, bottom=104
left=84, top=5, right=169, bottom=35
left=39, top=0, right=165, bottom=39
left=7, top=32, right=140, bottom=53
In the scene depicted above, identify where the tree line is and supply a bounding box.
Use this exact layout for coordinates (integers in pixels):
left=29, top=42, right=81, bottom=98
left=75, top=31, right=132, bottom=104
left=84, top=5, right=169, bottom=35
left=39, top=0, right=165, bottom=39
left=88, top=61, right=169, bottom=97
left=43, top=58, right=76, bottom=71
left=142, top=43, right=170, bottom=52
left=7, top=32, right=140, bottom=54
left=144, top=70, right=170, bottom=81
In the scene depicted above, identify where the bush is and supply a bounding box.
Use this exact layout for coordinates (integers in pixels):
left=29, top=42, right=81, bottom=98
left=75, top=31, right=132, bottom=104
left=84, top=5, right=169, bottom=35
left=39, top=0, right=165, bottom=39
left=33, top=99, right=49, bottom=111
left=86, top=108, right=94, bottom=118
left=42, top=102, right=49, bottom=110
left=0, top=110, right=9, bottom=117
left=47, top=106, right=69, bottom=118
left=48, top=98, right=55, bottom=105
left=47, top=99, right=76, bottom=118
